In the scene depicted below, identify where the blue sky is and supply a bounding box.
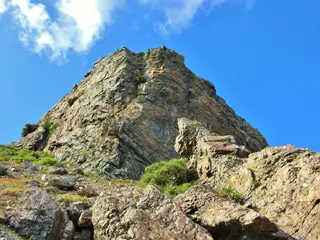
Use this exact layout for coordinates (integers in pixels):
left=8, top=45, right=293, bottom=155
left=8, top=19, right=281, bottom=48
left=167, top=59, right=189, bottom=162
left=0, top=0, right=319, bottom=152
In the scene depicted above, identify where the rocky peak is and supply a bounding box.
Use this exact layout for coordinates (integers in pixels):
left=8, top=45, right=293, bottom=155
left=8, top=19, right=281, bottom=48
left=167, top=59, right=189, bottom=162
left=17, top=46, right=268, bottom=179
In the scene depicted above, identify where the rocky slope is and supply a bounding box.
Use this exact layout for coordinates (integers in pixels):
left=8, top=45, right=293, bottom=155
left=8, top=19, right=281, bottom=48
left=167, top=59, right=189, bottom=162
left=16, top=46, right=267, bottom=179
left=175, top=118, right=320, bottom=240
left=3, top=47, right=318, bottom=240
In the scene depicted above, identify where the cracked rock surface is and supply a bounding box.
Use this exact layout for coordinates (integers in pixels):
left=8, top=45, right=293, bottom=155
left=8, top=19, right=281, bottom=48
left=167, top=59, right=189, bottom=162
left=16, top=46, right=267, bottom=179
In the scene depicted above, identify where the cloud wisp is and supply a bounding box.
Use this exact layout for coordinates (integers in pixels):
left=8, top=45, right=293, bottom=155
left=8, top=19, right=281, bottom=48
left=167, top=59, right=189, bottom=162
left=0, top=0, right=254, bottom=62
left=139, top=0, right=254, bottom=37
left=1, top=0, right=124, bottom=62
left=0, top=0, right=8, bottom=13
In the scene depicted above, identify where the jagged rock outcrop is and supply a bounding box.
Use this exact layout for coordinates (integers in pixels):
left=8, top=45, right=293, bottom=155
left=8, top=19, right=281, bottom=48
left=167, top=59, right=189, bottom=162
left=175, top=117, right=320, bottom=240
left=175, top=184, right=294, bottom=240
left=92, top=185, right=213, bottom=240
left=175, top=117, right=249, bottom=181
left=16, top=46, right=267, bottom=179
left=11, top=188, right=74, bottom=240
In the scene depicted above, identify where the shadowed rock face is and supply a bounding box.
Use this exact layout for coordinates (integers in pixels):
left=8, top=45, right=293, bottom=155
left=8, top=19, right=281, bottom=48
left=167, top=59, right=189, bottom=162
left=17, top=46, right=267, bottom=179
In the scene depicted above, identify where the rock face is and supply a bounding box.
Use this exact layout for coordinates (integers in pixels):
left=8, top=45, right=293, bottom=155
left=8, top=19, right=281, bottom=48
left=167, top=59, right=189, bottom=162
left=16, top=46, right=267, bottom=179
left=175, top=117, right=249, bottom=181
left=175, top=118, right=320, bottom=240
left=175, top=184, right=293, bottom=240
left=49, top=176, right=76, bottom=190
left=12, top=188, right=74, bottom=240
left=92, top=185, right=213, bottom=240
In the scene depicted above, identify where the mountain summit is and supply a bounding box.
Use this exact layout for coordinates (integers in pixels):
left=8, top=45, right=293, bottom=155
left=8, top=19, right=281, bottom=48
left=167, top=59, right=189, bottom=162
left=17, top=46, right=267, bottom=179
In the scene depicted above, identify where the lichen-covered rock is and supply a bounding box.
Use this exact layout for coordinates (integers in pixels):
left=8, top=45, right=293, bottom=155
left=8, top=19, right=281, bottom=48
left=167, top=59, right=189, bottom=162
left=77, top=187, right=97, bottom=198
left=16, top=46, right=267, bottom=179
left=49, top=176, right=76, bottom=190
left=175, top=119, right=320, bottom=240
left=92, top=185, right=213, bottom=240
left=48, top=167, right=68, bottom=175
left=175, top=184, right=294, bottom=240
left=175, top=117, right=249, bottom=181
left=78, top=211, right=92, bottom=228
left=12, top=188, right=74, bottom=240
left=240, top=147, right=320, bottom=240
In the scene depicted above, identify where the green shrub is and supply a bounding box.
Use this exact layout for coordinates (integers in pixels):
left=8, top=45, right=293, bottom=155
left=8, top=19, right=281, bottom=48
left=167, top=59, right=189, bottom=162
left=35, top=157, right=58, bottom=165
left=0, top=146, right=58, bottom=165
left=163, top=183, right=193, bottom=198
left=218, top=184, right=244, bottom=203
left=138, top=158, right=196, bottom=197
left=41, top=117, right=58, bottom=138
left=22, top=124, right=38, bottom=137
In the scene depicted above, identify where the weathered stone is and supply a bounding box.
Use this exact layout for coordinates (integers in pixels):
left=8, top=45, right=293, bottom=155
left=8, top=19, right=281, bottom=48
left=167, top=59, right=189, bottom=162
left=175, top=184, right=294, bottom=240
left=9, top=166, right=19, bottom=172
left=175, top=118, right=249, bottom=181
left=49, top=176, right=76, bottom=190
left=48, top=167, right=68, bottom=175
left=92, top=186, right=213, bottom=240
left=240, top=147, right=320, bottom=240
left=16, top=47, right=267, bottom=179
left=41, top=174, right=49, bottom=182
left=71, top=168, right=85, bottom=175
left=77, top=187, right=97, bottom=198
left=65, top=201, right=91, bottom=230
left=23, top=161, right=38, bottom=173
left=175, top=120, right=320, bottom=240
left=78, top=211, right=92, bottom=228
left=12, top=188, right=74, bottom=240
left=0, top=224, right=24, bottom=240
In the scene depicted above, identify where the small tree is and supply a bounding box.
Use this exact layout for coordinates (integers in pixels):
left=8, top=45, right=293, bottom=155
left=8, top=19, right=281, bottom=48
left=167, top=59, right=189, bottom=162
left=138, top=158, right=197, bottom=197
left=22, top=124, right=38, bottom=137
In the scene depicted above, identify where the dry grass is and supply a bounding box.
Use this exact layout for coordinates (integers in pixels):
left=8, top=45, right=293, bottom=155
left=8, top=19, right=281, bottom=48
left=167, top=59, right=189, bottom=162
left=0, top=188, right=24, bottom=197
left=52, top=193, right=89, bottom=203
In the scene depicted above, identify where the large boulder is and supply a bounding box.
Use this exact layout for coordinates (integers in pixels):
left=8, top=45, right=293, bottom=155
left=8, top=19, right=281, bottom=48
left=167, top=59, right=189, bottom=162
left=239, top=147, right=320, bottom=240
left=16, top=46, right=267, bottom=179
left=49, top=176, right=76, bottom=190
left=175, top=117, right=249, bottom=181
left=11, top=188, right=74, bottom=240
left=175, top=118, right=320, bottom=240
left=175, top=184, right=294, bottom=240
left=92, top=185, right=213, bottom=240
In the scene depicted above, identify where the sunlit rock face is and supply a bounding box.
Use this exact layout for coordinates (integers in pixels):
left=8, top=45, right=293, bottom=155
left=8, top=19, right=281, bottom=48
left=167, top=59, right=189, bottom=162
left=17, top=46, right=267, bottom=179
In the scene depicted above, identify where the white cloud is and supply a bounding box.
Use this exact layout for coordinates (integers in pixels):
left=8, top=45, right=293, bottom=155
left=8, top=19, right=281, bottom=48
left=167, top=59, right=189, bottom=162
left=1, top=0, right=255, bottom=62
left=139, top=0, right=254, bottom=37
left=0, top=0, right=8, bottom=13
left=4, top=0, right=124, bottom=62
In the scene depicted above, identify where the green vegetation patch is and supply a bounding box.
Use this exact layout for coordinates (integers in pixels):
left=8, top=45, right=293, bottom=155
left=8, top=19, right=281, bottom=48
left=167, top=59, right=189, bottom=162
left=138, top=158, right=196, bottom=198
left=0, top=146, right=57, bottom=165
left=41, top=117, right=58, bottom=138
left=21, top=124, right=38, bottom=137
left=218, top=184, right=244, bottom=203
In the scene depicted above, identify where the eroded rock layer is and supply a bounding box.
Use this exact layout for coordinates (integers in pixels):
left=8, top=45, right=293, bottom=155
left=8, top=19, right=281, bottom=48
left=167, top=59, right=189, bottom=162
left=175, top=118, right=320, bottom=240
left=17, top=46, right=267, bottom=179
